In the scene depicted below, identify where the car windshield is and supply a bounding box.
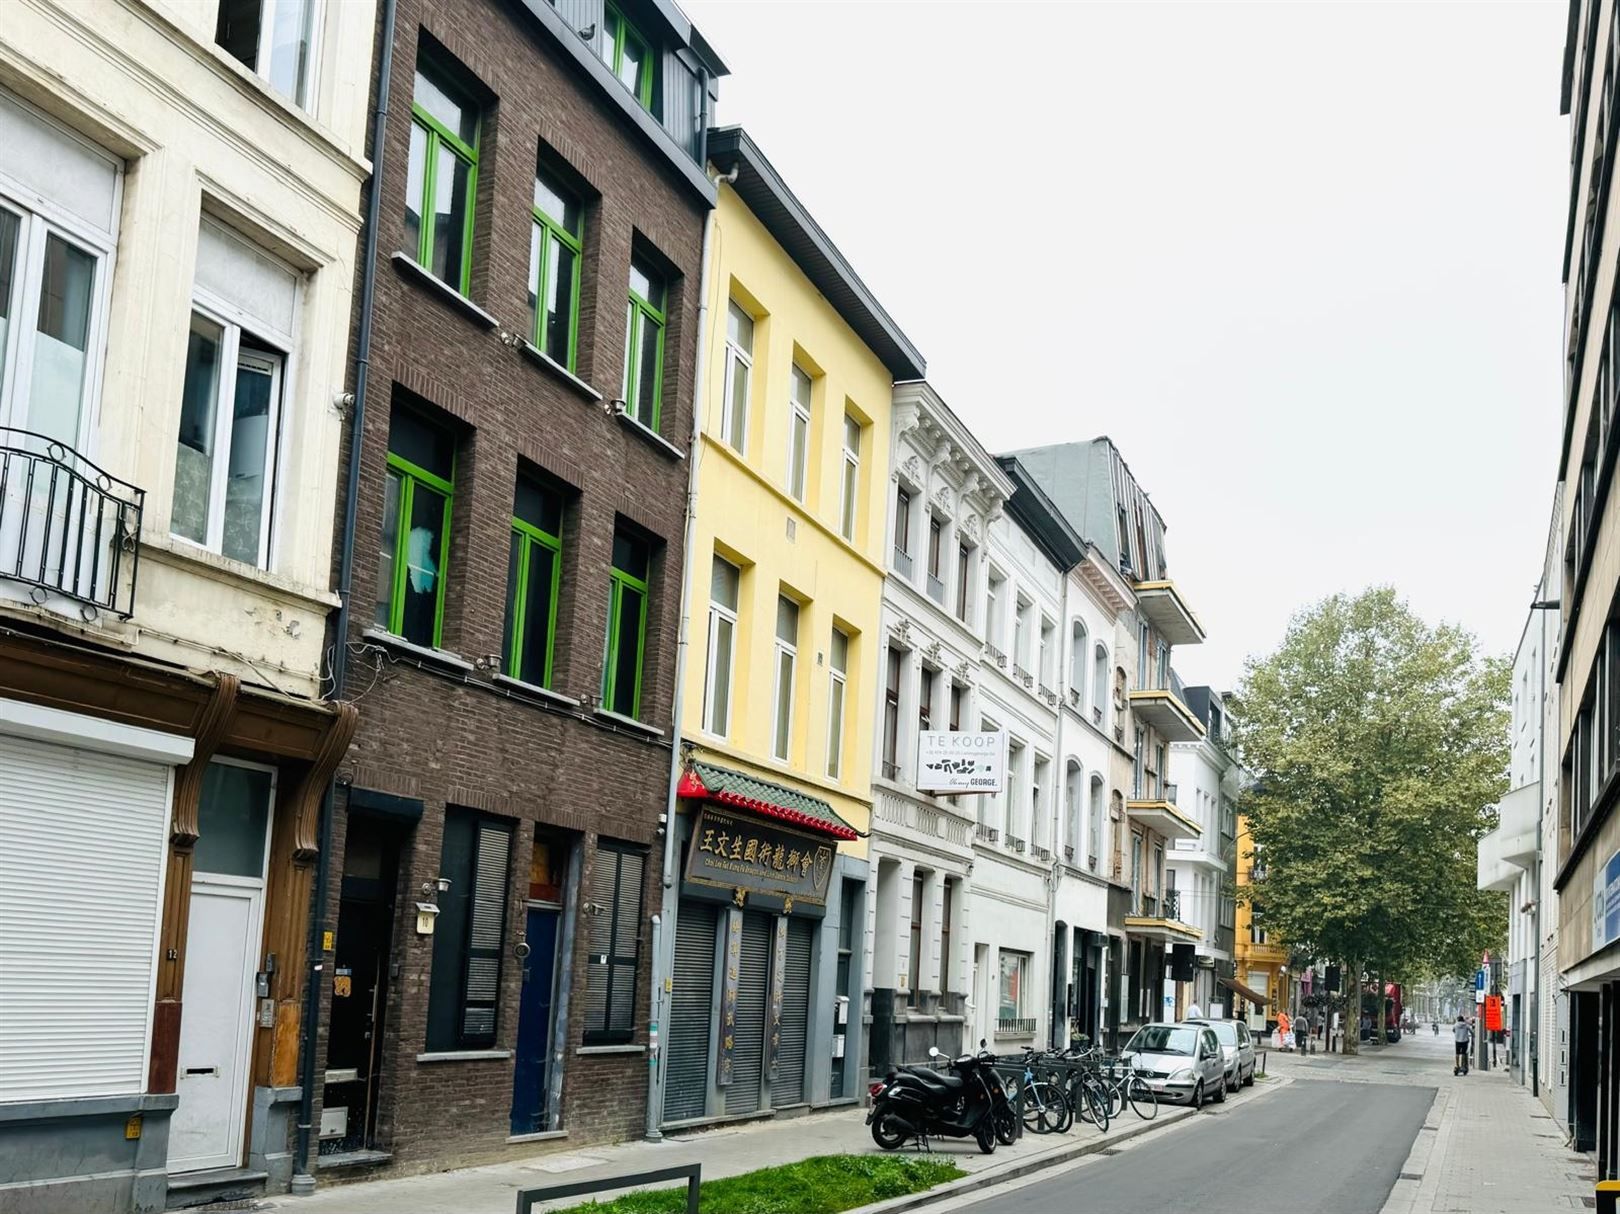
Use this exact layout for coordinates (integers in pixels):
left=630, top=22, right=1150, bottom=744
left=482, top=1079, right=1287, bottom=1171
left=1198, top=1021, right=1238, bottom=1045
left=1127, top=1025, right=1198, bottom=1056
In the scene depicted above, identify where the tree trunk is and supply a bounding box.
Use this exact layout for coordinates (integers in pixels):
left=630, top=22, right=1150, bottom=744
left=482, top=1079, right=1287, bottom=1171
left=1342, top=958, right=1359, bottom=1056
left=1376, top=968, right=1387, bottom=1044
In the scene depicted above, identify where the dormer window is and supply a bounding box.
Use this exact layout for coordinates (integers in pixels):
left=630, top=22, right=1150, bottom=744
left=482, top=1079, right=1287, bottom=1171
left=597, top=5, right=657, bottom=113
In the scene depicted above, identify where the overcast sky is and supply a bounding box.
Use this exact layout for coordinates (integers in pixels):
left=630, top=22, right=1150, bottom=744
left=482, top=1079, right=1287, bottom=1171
left=684, top=0, right=1568, bottom=689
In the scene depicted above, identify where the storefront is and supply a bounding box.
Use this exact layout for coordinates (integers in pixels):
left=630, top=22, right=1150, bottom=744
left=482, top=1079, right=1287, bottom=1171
left=660, top=763, right=866, bottom=1127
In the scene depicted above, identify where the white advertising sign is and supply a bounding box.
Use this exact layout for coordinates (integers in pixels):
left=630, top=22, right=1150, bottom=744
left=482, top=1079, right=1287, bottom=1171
left=916, top=730, right=1006, bottom=794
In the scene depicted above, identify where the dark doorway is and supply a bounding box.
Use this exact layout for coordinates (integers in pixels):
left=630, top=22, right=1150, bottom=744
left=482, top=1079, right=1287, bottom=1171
left=321, top=817, right=400, bottom=1155
left=511, top=831, right=568, bottom=1135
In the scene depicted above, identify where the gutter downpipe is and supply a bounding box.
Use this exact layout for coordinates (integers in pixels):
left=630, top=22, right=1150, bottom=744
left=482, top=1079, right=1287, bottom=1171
left=644, top=128, right=735, bottom=1140
left=290, top=0, right=396, bottom=1190
left=1047, top=568, right=1070, bottom=1050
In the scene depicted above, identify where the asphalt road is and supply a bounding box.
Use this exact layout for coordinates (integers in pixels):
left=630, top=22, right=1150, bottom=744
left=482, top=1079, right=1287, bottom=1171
left=948, top=1078, right=1435, bottom=1214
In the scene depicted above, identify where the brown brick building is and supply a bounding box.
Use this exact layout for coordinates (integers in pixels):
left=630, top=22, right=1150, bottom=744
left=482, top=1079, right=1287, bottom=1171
left=307, top=0, right=724, bottom=1182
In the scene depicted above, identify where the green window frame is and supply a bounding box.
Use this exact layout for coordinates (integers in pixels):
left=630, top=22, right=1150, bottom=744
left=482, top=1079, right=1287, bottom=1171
left=503, top=479, right=564, bottom=687
left=622, top=256, right=666, bottom=433
left=529, top=167, right=584, bottom=370
left=599, top=4, right=656, bottom=111
left=377, top=406, right=455, bottom=649
left=602, top=529, right=650, bottom=718
left=406, top=57, right=480, bottom=295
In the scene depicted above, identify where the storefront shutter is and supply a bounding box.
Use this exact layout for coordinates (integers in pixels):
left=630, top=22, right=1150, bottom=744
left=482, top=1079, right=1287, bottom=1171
left=664, top=901, right=718, bottom=1122
left=0, top=733, right=170, bottom=1100
left=770, top=918, right=814, bottom=1108
left=584, top=843, right=645, bottom=1043
left=726, top=912, right=771, bottom=1115
left=462, top=822, right=511, bottom=1044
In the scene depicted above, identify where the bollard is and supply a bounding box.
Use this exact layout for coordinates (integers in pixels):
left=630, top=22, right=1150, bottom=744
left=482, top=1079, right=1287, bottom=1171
left=1597, top=1180, right=1620, bottom=1214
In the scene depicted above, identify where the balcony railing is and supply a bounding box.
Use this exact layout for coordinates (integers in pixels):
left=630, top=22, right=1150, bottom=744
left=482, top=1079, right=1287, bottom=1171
left=882, top=760, right=901, bottom=780
left=0, top=428, right=142, bottom=619
left=893, top=547, right=913, bottom=578
left=926, top=573, right=946, bottom=603
left=995, top=1016, right=1036, bottom=1038
left=1163, top=889, right=1181, bottom=921
left=987, top=644, right=1007, bottom=667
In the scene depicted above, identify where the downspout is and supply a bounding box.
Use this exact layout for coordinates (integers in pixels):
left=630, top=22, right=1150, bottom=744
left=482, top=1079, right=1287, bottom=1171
left=290, top=0, right=396, bottom=1190
left=644, top=147, right=736, bottom=1141
left=1046, top=571, right=1069, bottom=1049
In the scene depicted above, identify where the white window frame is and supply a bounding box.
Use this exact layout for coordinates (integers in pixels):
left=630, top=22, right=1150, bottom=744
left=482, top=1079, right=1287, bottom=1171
left=787, top=365, right=811, bottom=501
left=1039, top=615, right=1055, bottom=686
left=172, top=293, right=290, bottom=569
left=985, top=566, right=1004, bottom=647
left=1032, top=754, right=1049, bottom=848
left=233, top=0, right=326, bottom=112
left=839, top=413, right=860, bottom=541
left=826, top=626, right=848, bottom=779
left=772, top=595, right=798, bottom=762
left=702, top=556, right=740, bottom=736
left=719, top=300, right=752, bottom=452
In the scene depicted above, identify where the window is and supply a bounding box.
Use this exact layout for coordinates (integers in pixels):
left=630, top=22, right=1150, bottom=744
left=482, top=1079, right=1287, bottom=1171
left=1088, top=775, right=1104, bottom=865
left=839, top=413, right=861, bottom=540
left=596, top=4, right=656, bottom=112
left=1039, top=617, right=1055, bottom=687
left=406, top=56, right=479, bottom=294
left=986, top=568, right=1005, bottom=647
left=214, top=0, right=320, bottom=110
left=787, top=366, right=811, bottom=500
left=1014, top=596, right=1032, bottom=670
left=703, top=556, right=740, bottom=735
left=427, top=809, right=512, bottom=1051
left=622, top=255, right=666, bottom=431
left=927, top=516, right=943, bottom=581
left=503, top=477, right=563, bottom=687
left=1154, top=743, right=1167, bottom=797
left=1064, top=763, right=1081, bottom=856
left=772, top=594, right=799, bottom=761
left=583, top=842, right=646, bottom=1044
left=827, top=627, right=849, bottom=778
left=1094, top=645, right=1109, bottom=724
left=719, top=300, right=753, bottom=450
left=949, top=682, right=965, bottom=732
left=602, top=528, right=650, bottom=718
left=894, top=486, right=913, bottom=567
left=1137, top=621, right=1150, bottom=689
left=376, top=404, right=454, bottom=648
left=1032, top=756, right=1050, bottom=848
left=908, top=870, right=925, bottom=1003
left=1007, top=738, right=1025, bottom=837
left=1157, top=640, right=1170, bottom=689
left=955, top=541, right=973, bottom=622
left=999, top=951, right=1029, bottom=1020
left=1069, top=620, right=1087, bottom=699
left=1132, top=726, right=1145, bottom=798
left=941, top=879, right=954, bottom=992
left=918, top=665, right=937, bottom=732
left=1130, top=831, right=1143, bottom=913
left=882, top=646, right=902, bottom=774
left=529, top=166, right=584, bottom=369
left=172, top=221, right=295, bottom=568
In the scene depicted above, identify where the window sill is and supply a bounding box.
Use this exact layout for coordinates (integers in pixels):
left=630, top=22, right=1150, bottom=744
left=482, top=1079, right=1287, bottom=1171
left=521, top=342, right=602, bottom=402
left=612, top=407, right=686, bottom=460
left=576, top=1043, right=646, bottom=1055
left=591, top=707, right=665, bottom=738
left=415, top=1049, right=512, bottom=1063
left=391, top=252, right=500, bottom=330
left=361, top=627, right=476, bottom=674
left=493, top=673, right=581, bottom=708
left=506, top=1129, right=567, bottom=1145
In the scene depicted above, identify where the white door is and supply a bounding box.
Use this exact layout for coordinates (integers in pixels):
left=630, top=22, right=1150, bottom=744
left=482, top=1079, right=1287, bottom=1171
left=169, top=879, right=262, bottom=1172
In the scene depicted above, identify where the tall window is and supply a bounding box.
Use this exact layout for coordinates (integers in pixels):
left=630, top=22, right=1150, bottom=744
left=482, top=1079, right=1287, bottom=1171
left=1132, top=725, right=1145, bottom=798
left=894, top=486, right=913, bottom=562
left=1039, top=617, right=1055, bottom=687
left=839, top=413, right=861, bottom=541
left=1093, top=645, right=1109, bottom=724
left=215, top=0, right=321, bottom=110
left=377, top=404, right=454, bottom=648
left=1136, top=621, right=1150, bottom=689
left=1069, top=621, right=1087, bottom=699
left=941, top=879, right=954, bottom=992
left=826, top=627, right=849, bottom=778
left=918, top=666, right=937, bottom=732
left=1088, top=774, right=1104, bottom=864
left=602, top=528, right=650, bottom=718
left=427, top=809, right=512, bottom=1051
left=955, top=541, right=972, bottom=622
left=1130, top=831, right=1143, bottom=912
left=623, top=255, right=666, bottom=432
left=986, top=568, right=1005, bottom=647
left=406, top=56, right=479, bottom=294
left=583, top=842, right=646, bottom=1044
left=771, top=594, right=799, bottom=761
left=787, top=366, right=811, bottom=500
left=1014, top=596, right=1032, bottom=670
left=999, top=951, right=1029, bottom=1022
left=595, top=4, right=655, bottom=111
left=720, top=300, right=753, bottom=450
left=949, top=682, right=965, bottom=732
left=703, top=556, right=740, bottom=735
left=1157, top=640, right=1170, bottom=689
left=1032, top=755, right=1049, bottom=848
left=882, top=646, right=902, bottom=774
left=927, top=516, right=943, bottom=582
left=503, top=477, right=563, bottom=687
left=529, top=166, right=583, bottom=369
left=908, top=870, right=925, bottom=1003
left=1154, top=743, right=1167, bottom=798
left=172, top=222, right=294, bottom=568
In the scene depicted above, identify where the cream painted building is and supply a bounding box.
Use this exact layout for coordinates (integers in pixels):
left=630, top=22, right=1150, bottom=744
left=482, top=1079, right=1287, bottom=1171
left=0, top=2, right=371, bottom=1209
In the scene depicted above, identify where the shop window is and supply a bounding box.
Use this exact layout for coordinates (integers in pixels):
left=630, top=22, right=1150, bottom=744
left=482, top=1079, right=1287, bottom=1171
left=583, top=842, right=645, bottom=1044
left=427, top=809, right=513, bottom=1051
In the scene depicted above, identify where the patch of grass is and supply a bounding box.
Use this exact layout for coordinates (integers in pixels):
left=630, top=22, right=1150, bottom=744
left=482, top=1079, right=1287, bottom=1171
left=548, top=1154, right=965, bottom=1214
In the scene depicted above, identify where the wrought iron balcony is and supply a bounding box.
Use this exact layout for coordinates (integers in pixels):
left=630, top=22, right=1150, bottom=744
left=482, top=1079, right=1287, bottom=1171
left=0, top=428, right=142, bottom=619
left=995, top=1016, right=1036, bottom=1038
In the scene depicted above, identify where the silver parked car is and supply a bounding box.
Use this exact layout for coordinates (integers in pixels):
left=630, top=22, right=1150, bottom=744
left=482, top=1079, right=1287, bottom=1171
left=1186, top=1018, right=1256, bottom=1092
left=1121, top=1022, right=1228, bottom=1108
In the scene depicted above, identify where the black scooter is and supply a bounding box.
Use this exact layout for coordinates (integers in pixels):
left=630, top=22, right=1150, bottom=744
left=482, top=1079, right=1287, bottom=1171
left=867, top=1045, right=1011, bottom=1154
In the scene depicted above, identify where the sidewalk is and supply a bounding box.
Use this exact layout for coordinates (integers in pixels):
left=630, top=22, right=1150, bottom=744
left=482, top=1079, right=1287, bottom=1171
left=263, top=1101, right=1191, bottom=1214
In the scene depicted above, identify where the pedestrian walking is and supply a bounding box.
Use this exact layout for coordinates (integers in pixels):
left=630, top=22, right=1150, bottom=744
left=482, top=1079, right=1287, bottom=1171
left=1294, top=1015, right=1308, bottom=1052
left=1277, top=1009, right=1292, bottom=1050
left=1453, top=1014, right=1473, bottom=1075
left=1186, top=1000, right=1203, bottom=1020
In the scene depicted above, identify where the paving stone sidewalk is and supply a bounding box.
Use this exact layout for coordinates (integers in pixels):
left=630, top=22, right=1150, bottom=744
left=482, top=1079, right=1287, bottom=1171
left=264, top=1097, right=1192, bottom=1214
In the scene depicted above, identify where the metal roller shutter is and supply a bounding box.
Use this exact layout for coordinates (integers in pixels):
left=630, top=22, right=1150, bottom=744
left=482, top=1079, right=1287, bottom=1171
left=770, top=918, right=814, bottom=1108
left=664, top=901, right=717, bottom=1122
left=726, top=912, right=771, bottom=1115
left=0, top=733, right=171, bottom=1100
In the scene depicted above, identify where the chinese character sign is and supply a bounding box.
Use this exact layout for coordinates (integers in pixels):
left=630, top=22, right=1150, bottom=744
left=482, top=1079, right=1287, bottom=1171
left=687, top=808, right=836, bottom=905
left=916, top=731, right=1006, bottom=794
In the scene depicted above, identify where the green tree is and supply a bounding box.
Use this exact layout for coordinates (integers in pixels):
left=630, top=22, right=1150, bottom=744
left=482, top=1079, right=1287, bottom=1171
left=1230, top=587, right=1508, bottom=1053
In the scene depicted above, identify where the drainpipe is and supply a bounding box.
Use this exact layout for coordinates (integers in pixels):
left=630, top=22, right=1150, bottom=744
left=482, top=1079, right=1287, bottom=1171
left=644, top=152, right=736, bottom=1142
left=1046, top=572, right=1069, bottom=1049
left=290, top=0, right=396, bottom=1190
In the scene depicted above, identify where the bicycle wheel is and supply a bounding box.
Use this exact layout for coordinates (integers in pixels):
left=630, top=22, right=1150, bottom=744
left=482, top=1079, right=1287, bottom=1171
left=1127, top=1074, right=1158, bottom=1120
left=1084, top=1078, right=1111, bottom=1132
left=1022, top=1081, right=1068, bottom=1134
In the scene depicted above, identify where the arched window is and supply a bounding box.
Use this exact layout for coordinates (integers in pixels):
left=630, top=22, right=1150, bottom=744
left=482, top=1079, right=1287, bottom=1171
left=1088, top=774, right=1106, bottom=869
left=1064, top=759, right=1083, bottom=857
left=1093, top=644, right=1109, bottom=723
left=1069, top=620, right=1087, bottom=701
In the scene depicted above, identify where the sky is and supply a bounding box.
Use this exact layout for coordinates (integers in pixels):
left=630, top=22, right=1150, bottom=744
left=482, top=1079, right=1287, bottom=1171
left=682, top=0, right=1569, bottom=689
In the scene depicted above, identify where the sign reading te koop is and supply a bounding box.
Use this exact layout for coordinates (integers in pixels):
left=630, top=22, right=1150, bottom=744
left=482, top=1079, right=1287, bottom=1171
left=915, top=730, right=1007, bottom=794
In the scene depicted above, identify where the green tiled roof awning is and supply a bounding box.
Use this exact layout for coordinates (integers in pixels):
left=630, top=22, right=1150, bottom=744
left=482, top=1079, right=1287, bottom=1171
left=678, top=761, right=858, bottom=841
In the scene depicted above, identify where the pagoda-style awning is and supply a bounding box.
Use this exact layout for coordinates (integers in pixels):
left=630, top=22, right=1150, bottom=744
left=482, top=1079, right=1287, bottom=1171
left=678, top=761, right=858, bottom=841
left=1133, top=580, right=1205, bottom=646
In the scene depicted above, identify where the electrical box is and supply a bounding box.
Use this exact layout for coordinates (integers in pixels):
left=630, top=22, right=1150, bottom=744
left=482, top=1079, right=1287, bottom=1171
left=319, top=1107, right=347, bottom=1140
left=835, top=995, right=849, bottom=1026
left=832, top=1033, right=846, bottom=1058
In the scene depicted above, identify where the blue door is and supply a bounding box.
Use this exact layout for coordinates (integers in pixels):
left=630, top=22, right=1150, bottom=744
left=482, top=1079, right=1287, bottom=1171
left=510, top=906, right=560, bottom=1135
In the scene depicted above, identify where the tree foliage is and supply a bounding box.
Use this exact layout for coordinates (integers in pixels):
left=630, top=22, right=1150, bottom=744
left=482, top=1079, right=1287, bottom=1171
left=1230, top=588, right=1509, bottom=989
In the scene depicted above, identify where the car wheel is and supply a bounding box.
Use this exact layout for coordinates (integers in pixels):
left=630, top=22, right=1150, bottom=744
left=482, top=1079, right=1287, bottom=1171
left=1213, top=1075, right=1227, bottom=1103
left=1191, top=1081, right=1203, bottom=1110
left=1242, top=1065, right=1255, bottom=1087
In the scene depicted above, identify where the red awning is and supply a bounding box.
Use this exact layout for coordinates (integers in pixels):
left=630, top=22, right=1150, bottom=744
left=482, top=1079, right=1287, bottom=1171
left=677, top=764, right=858, bottom=841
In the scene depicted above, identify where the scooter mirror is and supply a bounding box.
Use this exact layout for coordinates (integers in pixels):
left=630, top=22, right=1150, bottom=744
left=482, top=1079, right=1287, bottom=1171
left=979, top=1038, right=987, bottom=1049
left=928, top=1046, right=942, bottom=1058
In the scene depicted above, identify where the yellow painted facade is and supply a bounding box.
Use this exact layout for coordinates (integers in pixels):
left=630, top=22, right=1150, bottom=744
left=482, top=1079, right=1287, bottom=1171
left=679, top=181, right=895, bottom=859
left=1234, top=815, right=1287, bottom=1021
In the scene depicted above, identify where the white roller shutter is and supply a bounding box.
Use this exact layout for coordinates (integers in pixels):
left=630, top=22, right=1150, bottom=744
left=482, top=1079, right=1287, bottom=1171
left=0, top=732, right=171, bottom=1101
